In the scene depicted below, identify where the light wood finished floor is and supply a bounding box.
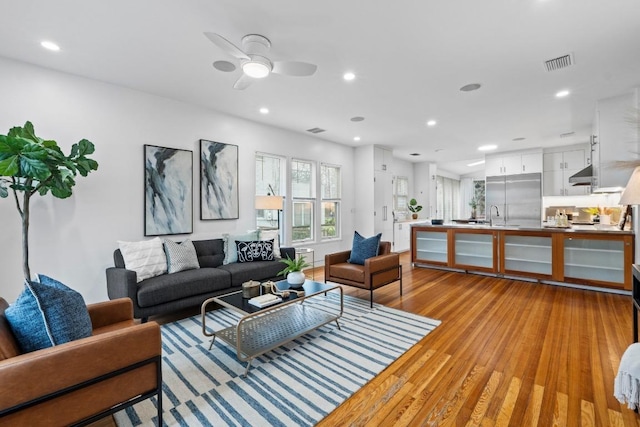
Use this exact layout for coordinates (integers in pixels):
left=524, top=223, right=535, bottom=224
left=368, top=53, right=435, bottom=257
left=317, top=253, right=638, bottom=426
left=98, top=252, right=638, bottom=426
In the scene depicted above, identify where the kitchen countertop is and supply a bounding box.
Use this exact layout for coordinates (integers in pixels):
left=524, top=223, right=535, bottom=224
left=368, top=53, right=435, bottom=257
left=410, top=221, right=634, bottom=235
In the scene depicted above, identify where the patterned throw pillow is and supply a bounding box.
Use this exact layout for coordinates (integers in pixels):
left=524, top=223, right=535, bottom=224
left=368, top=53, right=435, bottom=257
left=118, top=237, right=167, bottom=282
left=348, top=231, right=382, bottom=265
left=163, top=239, right=200, bottom=273
left=222, top=230, right=259, bottom=264
left=236, top=240, right=275, bottom=263
left=258, top=229, right=281, bottom=258
left=5, top=274, right=93, bottom=353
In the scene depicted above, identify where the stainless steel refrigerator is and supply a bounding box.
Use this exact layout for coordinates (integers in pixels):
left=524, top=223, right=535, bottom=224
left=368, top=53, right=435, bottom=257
left=485, top=173, right=542, bottom=228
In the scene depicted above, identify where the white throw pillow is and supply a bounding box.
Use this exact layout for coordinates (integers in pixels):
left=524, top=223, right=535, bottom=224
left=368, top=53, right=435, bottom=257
left=222, top=230, right=259, bottom=264
left=163, top=239, right=200, bottom=273
left=258, top=229, right=281, bottom=258
left=118, top=237, right=167, bottom=282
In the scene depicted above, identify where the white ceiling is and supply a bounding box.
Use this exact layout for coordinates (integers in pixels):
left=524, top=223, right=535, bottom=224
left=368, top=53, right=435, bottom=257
left=1, top=0, right=639, bottom=175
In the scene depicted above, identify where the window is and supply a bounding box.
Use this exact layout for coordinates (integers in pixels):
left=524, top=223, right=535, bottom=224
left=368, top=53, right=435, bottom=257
left=291, top=159, right=314, bottom=242
left=473, top=179, right=486, bottom=217
left=436, top=175, right=460, bottom=222
left=255, top=153, right=283, bottom=231
left=393, top=176, right=409, bottom=212
left=321, top=164, right=341, bottom=239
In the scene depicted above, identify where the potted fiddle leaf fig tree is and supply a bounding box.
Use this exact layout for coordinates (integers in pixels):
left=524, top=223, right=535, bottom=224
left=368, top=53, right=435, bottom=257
left=0, top=121, right=99, bottom=280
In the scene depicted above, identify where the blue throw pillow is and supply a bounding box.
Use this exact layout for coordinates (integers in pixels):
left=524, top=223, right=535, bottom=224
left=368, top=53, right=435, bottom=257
left=5, top=274, right=93, bottom=353
left=348, top=231, right=382, bottom=265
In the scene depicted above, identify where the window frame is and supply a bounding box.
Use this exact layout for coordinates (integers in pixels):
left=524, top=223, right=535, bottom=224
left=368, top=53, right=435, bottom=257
left=291, top=158, right=315, bottom=243
left=320, top=163, right=341, bottom=241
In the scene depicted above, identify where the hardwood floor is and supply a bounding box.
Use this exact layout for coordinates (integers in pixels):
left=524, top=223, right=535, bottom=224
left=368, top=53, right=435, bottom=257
left=317, top=252, right=639, bottom=426
left=99, top=252, right=638, bottom=426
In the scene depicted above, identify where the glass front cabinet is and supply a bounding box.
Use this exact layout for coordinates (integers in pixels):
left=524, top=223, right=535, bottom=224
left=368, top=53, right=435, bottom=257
left=411, top=225, right=634, bottom=290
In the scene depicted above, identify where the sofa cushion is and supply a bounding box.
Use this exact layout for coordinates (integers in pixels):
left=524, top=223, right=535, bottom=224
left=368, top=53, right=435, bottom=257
left=118, top=237, right=167, bottom=282
left=218, top=261, right=285, bottom=287
left=164, top=239, right=200, bottom=273
left=5, top=275, right=92, bottom=353
left=348, top=231, right=381, bottom=265
left=329, top=263, right=365, bottom=283
left=222, top=231, right=259, bottom=265
left=236, top=240, right=275, bottom=263
left=258, top=229, right=281, bottom=258
left=192, top=238, right=225, bottom=268
left=136, top=268, right=232, bottom=308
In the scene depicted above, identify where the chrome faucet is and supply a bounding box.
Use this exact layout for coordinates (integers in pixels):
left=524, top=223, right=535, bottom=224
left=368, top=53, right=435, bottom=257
left=489, top=205, right=500, bottom=227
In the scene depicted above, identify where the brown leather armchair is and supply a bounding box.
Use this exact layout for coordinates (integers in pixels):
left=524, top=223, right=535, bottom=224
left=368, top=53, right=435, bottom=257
left=0, top=297, right=162, bottom=426
left=324, top=241, right=402, bottom=307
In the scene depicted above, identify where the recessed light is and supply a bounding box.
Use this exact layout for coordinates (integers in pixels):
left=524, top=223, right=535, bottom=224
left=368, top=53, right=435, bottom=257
left=426, top=120, right=437, bottom=127
left=259, top=107, right=269, bottom=114
left=353, top=136, right=361, bottom=142
left=555, top=89, right=570, bottom=98
left=467, top=160, right=486, bottom=167
left=343, top=72, right=355, bottom=81
left=460, top=83, right=481, bottom=92
left=478, top=144, right=497, bottom=151
left=41, top=41, right=60, bottom=51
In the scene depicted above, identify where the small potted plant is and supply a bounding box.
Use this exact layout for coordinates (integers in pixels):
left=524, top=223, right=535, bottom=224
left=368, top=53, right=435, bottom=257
left=408, top=198, right=422, bottom=220
left=469, top=198, right=478, bottom=219
left=277, top=255, right=311, bottom=287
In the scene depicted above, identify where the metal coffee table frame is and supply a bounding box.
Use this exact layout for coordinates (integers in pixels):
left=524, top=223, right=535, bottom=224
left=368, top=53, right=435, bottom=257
left=201, top=280, right=343, bottom=376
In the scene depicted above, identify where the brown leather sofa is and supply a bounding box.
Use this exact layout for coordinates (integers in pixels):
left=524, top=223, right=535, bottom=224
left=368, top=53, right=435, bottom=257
left=0, top=297, right=162, bottom=426
left=324, top=241, right=402, bottom=307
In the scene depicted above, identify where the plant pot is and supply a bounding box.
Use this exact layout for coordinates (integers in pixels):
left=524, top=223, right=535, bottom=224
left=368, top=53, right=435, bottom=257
left=412, top=213, right=418, bottom=220
left=287, top=271, right=306, bottom=287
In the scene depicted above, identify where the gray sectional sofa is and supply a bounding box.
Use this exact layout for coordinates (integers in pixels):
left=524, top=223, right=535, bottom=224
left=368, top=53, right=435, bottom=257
left=106, top=238, right=294, bottom=321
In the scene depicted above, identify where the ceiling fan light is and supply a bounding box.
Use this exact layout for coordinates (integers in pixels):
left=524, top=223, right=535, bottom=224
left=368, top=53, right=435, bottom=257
left=243, top=61, right=270, bottom=78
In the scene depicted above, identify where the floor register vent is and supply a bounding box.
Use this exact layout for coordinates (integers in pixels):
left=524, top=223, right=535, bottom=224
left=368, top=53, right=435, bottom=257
left=543, top=53, right=574, bottom=72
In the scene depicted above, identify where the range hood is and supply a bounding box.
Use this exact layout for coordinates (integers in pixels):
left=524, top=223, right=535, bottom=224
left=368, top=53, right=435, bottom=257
left=568, top=164, right=593, bottom=186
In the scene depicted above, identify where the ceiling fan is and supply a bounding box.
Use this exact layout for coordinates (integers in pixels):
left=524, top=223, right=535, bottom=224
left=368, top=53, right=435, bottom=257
left=204, top=32, right=318, bottom=90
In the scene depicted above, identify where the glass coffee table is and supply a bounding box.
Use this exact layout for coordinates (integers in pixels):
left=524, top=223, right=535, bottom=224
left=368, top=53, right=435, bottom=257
left=201, top=280, right=343, bottom=376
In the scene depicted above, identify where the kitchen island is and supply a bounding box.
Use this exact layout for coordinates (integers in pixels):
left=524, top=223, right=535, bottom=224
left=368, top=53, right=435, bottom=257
left=411, top=223, right=634, bottom=291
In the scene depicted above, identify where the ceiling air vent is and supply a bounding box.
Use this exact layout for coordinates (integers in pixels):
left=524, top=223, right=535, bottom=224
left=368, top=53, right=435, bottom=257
left=543, top=53, right=574, bottom=72
left=306, top=127, right=326, bottom=134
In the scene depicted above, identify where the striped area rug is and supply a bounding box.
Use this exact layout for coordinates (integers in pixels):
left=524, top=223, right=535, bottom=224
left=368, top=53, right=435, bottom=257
left=114, top=292, right=440, bottom=426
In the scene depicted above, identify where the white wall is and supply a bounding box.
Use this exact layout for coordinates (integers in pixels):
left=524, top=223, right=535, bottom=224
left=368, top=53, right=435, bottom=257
left=0, top=57, right=355, bottom=303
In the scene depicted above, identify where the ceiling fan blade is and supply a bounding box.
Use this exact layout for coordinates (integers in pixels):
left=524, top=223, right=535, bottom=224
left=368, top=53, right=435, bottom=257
left=272, top=61, right=318, bottom=77
left=204, top=32, right=250, bottom=60
left=233, top=73, right=253, bottom=90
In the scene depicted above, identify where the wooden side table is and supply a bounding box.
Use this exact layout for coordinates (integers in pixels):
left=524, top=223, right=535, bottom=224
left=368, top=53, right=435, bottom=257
left=296, top=247, right=315, bottom=279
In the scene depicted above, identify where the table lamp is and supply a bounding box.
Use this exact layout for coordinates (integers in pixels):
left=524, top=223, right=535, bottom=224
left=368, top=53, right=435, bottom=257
left=619, top=166, right=640, bottom=230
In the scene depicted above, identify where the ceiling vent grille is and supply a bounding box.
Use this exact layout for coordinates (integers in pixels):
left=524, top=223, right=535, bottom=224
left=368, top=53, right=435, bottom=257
left=306, top=127, right=326, bottom=134
left=544, top=53, right=574, bottom=72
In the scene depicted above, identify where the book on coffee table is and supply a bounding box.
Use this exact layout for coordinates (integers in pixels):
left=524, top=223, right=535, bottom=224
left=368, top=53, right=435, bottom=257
left=248, top=294, right=282, bottom=308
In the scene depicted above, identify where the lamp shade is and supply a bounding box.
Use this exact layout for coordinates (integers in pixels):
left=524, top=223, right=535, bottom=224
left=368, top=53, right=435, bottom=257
left=255, top=195, right=283, bottom=210
left=619, top=166, right=640, bottom=205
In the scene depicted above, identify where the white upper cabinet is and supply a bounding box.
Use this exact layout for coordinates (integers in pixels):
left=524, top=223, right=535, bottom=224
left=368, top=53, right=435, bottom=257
left=374, top=147, right=393, bottom=172
left=486, top=151, right=542, bottom=176
left=521, top=153, right=543, bottom=174
left=542, top=146, right=589, bottom=196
